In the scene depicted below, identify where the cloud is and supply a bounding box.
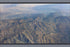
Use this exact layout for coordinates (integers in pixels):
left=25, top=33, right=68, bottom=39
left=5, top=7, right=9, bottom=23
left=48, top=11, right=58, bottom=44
left=0, top=4, right=47, bottom=14
left=0, top=4, right=70, bottom=17
left=16, top=4, right=47, bottom=8
left=0, top=4, right=47, bottom=19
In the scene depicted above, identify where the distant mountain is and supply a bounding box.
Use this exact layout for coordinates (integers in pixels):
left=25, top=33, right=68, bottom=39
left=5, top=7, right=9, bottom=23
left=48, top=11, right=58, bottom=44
left=0, top=4, right=70, bottom=20
left=33, top=4, right=70, bottom=14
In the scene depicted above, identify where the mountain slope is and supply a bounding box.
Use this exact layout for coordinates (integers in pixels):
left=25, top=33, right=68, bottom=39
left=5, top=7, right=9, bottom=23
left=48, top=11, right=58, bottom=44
left=0, top=12, right=70, bottom=43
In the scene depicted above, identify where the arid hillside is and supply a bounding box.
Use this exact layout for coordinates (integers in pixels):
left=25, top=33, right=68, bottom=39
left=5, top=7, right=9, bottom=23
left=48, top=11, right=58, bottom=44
left=0, top=12, right=70, bottom=43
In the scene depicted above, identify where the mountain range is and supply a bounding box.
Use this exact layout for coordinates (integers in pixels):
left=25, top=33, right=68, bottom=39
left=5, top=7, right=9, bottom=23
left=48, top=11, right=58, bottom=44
left=0, top=4, right=70, bottom=43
